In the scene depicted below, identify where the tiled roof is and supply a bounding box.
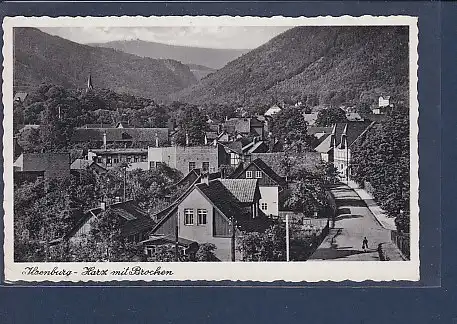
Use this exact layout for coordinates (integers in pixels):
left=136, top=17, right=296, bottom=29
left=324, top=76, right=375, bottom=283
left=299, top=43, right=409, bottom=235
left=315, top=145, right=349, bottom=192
left=219, top=179, right=259, bottom=203
left=89, top=148, right=148, bottom=155
left=70, top=159, right=93, bottom=170
left=17, top=153, right=70, bottom=172
left=72, top=127, right=169, bottom=143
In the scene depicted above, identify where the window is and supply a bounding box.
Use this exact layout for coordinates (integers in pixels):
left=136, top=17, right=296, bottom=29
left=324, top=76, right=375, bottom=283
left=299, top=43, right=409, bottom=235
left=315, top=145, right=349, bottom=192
left=197, top=209, right=207, bottom=225
left=189, top=161, right=196, bottom=172
left=150, top=161, right=155, bottom=169
left=184, top=209, right=194, bottom=225
left=261, top=202, right=268, bottom=211
left=255, top=171, right=262, bottom=179
left=141, top=155, right=147, bottom=162
left=106, top=157, right=112, bottom=166
left=113, top=157, right=120, bottom=164
left=202, top=162, right=210, bottom=172
left=246, top=171, right=253, bottom=179
left=127, top=156, right=132, bottom=163
left=134, top=156, right=139, bottom=162
left=146, top=246, right=156, bottom=257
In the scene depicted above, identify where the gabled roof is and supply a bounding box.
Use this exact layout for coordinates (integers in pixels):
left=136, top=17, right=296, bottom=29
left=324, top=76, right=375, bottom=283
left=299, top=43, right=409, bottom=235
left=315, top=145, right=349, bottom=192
left=250, top=158, right=286, bottom=186
left=14, top=153, right=70, bottom=172
left=196, top=180, right=247, bottom=218
left=333, top=121, right=374, bottom=148
left=219, top=179, right=259, bottom=203
left=67, top=200, right=156, bottom=239
left=231, top=158, right=286, bottom=186
left=14, top=92, right=28, bottom=102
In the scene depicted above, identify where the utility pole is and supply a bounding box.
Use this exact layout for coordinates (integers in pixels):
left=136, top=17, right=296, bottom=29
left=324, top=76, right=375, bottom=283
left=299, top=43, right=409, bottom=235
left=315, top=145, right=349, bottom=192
left=123, top=166, right=126, bottom=202
left=286, top=214, right=290, bottom=262
left=231, top=216, right=236, bottom=262
left=175, top=211, right=179, bottom=261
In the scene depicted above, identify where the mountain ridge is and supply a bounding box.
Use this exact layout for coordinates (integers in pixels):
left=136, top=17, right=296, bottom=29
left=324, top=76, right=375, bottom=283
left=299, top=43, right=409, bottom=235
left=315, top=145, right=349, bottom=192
left=14, top=28, right=197, bottom=101
left=88, top=39, right=249, bottom=70
left=173, top=26, right=409, bottom=109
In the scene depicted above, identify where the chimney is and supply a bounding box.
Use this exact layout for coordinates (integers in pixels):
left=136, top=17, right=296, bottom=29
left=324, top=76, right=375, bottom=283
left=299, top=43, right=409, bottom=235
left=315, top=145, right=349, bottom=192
left=103, top=132, right=107, bottom=150
left=253, top=137, right=257, bottom=144
left=204, top=133, right=208, bottom=145
left=201, top=172, right=209, bottom=185
left=100, top=201, right=106, bottom=211
left=225, top=116, right=228, bottom=122
left=155, top=133, right=159, bottom=147
left=185, top=132, right=189, bottom=146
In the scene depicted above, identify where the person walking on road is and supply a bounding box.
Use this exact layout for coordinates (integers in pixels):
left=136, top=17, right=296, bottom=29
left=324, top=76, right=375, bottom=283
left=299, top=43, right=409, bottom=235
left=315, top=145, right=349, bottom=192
left=362, top=237, right=369, bottom=252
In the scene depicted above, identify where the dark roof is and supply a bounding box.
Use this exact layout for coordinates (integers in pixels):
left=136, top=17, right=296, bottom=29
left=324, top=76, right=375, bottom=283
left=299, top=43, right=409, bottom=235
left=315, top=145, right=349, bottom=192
left=196, top=180, right=259, bottom=231
left=307, top=126, right=332, bottom=136
left=359, top=113, right=388, bottom=123
left=251, top=158, right=286, bottom=186
left=205, top=131, right=219, bottom=140
left=16, top=153, right=70, bottom=172
left=68, top=200, right=156, bottom=239
left=333, top=121, right=374, bottom=148
left=72, top=127, right=169, bottom=143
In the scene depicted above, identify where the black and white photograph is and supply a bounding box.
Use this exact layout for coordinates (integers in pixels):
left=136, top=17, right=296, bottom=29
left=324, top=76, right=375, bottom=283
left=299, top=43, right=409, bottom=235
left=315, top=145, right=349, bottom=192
left=2, top=16, right=419, bottom=282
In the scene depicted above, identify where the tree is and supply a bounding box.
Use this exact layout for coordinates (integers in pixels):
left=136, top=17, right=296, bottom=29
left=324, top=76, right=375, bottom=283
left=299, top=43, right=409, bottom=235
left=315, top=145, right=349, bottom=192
left=351, top=105, right=409, bottom=228
left=175, top=105, right=208, bottom=146
left=195, top=243, right=218, bottom=261
left=237, top=225, right=286, bottom=261
left=269, top=106, right=314, bottom=153
left=315, top=107, right=347, bottom=126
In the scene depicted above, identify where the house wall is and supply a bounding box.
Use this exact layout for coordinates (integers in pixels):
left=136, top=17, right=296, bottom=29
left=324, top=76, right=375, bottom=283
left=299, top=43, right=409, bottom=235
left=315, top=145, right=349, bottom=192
left=334, top=148, right=351, bottom=178
left=177, top=188, right=240, bottom=261
left=88, top=151, right=147, bottom=169
left=148, top=146, right=223, bottom=174
left=259, top=186, right=279, bottom=216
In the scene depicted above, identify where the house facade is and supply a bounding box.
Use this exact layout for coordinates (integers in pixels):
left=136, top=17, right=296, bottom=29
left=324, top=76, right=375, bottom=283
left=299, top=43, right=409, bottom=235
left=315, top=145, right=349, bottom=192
left=87, top=148, right=148, bottom=169
left=148, top=145, right=228, bottom=174
left=230, top=158, right=286, bottom=217
left=330, top=122, right=374, bottom=180
left=150, top=177, right=270, bottom=261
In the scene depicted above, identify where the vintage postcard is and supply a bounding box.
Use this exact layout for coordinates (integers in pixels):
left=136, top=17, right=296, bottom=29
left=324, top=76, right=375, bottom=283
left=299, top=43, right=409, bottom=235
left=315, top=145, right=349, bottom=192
left=2, top=15, right=419, bottom=283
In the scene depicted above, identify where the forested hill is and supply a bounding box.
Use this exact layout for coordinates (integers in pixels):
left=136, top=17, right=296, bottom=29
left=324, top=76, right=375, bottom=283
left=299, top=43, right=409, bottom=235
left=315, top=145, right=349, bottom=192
left=174, top=26, right=409, bottom=108
left=88, top=39, right=249, bottom=70
left=13, top=28, right=197, bottom=101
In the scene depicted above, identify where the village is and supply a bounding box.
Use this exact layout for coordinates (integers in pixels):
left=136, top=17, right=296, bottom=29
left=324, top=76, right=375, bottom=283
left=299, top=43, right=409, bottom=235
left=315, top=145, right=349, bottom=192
left=12, top=78, right=410, bottom=262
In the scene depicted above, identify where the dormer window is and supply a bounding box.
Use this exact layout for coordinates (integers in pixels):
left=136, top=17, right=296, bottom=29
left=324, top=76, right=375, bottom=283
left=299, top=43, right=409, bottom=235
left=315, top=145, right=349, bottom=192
left=246, top=171, right=253, bottom=179
left=255, top=171, right=262, bottom=179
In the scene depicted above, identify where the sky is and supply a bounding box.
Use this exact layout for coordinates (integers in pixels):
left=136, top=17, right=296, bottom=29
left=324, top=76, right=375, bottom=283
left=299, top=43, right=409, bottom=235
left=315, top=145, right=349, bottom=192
left=39, top=26, right=293, bottom=50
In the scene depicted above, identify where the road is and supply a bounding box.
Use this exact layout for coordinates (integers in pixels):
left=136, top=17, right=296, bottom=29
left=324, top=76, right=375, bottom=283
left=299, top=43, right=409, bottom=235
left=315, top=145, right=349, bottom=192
left=308, top=183, right=392, bottom=261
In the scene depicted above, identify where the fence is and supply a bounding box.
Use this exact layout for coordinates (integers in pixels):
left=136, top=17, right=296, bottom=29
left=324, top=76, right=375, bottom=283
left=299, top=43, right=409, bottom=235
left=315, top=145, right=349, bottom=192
left=391, top=230, right=410, bottom=260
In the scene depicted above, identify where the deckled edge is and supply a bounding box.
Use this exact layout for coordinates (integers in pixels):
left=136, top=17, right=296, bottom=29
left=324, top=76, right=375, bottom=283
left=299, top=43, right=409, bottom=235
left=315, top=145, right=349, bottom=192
left=2, top=15, right=420, bottom=284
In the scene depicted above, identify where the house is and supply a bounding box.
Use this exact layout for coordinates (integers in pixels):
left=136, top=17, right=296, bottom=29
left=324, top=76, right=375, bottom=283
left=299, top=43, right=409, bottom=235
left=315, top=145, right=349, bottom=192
left=303, top=112, right=319, bottom=126
left=70, top=158, right=107, bottom=173
left=14, top=91, right=28, bottom=102
left=71, top=127, right=169, bottom=148
left=148, top=145, right=228, bottom=174
left=13, top=152, right=70, bottom=182
left=345, top=112, right=364, bottom=122
left=314, top=134, right=333, bottom=162
left=223, top=117, right=265, bottom=139
left=241, top=139, right=269, bottom=155
left=150, top=175, right=272, bottom=261
left=331, top=121, right=374, bottom=180
left=66, top=200, right=157, bottom=245
left=264, top=104, right=282, bottom=117
left=230, top=158, right=286, bottom=217
left=87, top=148, right=148, bottom=169
left=373, top=96, right=393, bottom=115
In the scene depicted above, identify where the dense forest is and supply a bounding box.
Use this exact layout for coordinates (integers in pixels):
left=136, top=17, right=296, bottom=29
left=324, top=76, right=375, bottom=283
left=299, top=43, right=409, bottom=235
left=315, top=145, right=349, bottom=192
left=14, top=28, right=197, bottom=101
left=175, top=26, right=409, bottom=109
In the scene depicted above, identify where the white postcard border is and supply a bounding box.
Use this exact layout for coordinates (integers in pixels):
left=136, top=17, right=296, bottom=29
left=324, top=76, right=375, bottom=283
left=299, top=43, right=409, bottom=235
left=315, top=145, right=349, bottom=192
left=2, top=15, right=419, bottom=283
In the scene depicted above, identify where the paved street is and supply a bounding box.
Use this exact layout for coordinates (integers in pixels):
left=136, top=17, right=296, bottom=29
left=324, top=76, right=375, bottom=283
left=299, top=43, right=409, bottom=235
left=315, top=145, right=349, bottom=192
left=308, top=183, right=393, bottom=261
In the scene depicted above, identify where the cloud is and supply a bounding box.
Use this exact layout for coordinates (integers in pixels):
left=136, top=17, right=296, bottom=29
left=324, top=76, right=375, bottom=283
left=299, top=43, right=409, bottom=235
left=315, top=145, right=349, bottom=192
left=39, top=26, right=292, bottom=49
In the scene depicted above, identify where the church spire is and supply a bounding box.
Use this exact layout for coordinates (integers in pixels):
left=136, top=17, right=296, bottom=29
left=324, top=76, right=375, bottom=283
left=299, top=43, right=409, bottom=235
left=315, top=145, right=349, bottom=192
left=87, top=74, right=94, bottom=92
